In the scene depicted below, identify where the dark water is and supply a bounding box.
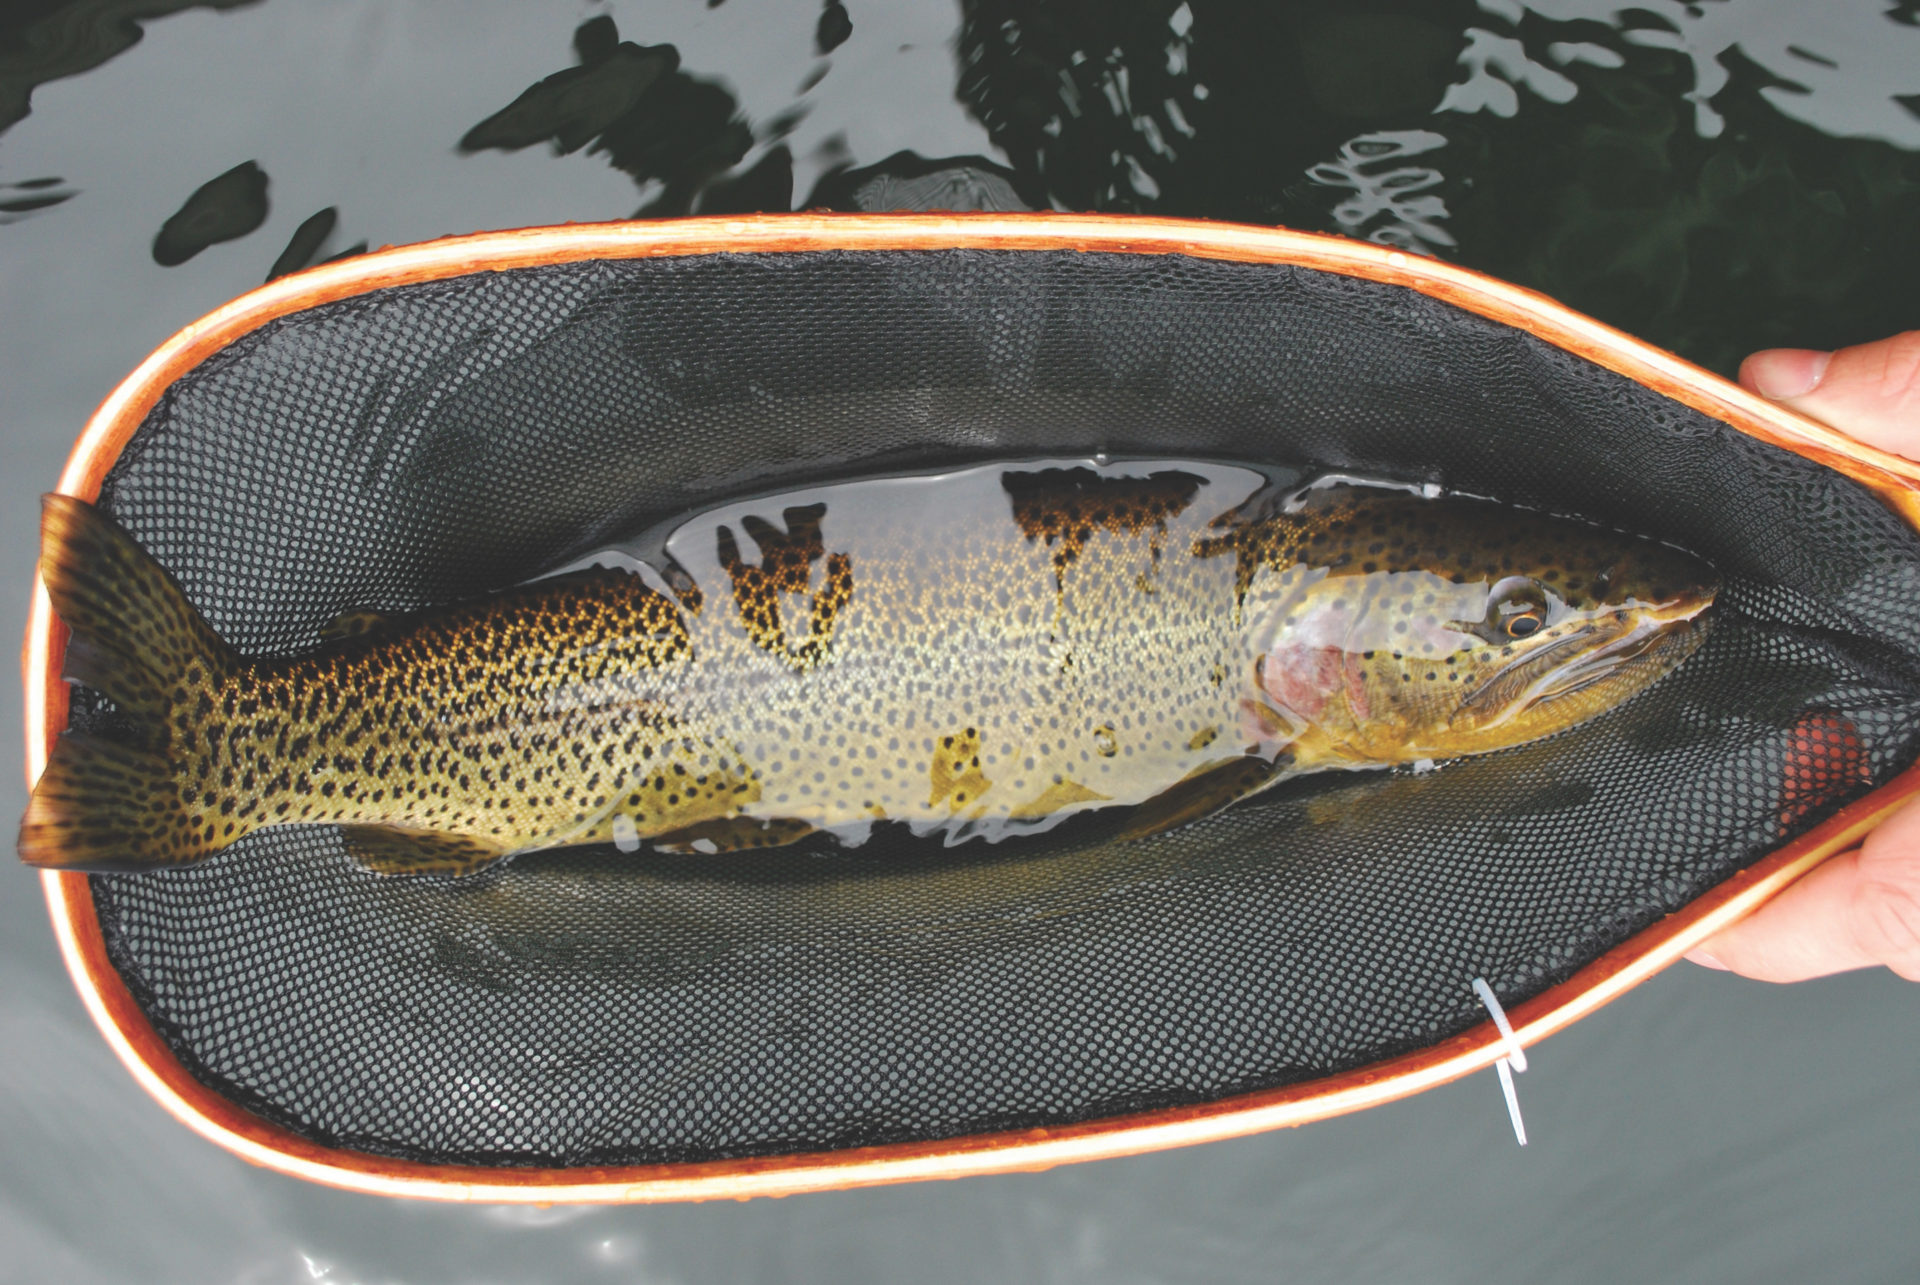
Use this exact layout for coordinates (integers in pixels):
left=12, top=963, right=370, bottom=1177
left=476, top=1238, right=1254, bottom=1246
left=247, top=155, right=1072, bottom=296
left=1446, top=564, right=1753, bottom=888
left=2, top=2, right=1917, bottom=1281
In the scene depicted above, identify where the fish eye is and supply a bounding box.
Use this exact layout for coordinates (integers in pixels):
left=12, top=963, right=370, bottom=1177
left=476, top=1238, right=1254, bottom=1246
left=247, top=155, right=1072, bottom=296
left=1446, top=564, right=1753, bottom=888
left=1485, top=576, right=1551, bottom=641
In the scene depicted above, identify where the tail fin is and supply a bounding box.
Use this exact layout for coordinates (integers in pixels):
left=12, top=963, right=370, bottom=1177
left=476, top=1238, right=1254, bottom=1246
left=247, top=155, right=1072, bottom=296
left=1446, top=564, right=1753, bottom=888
left=20, top=495, right=237, bottom=870
left=20, top=735, right=214, bottom=870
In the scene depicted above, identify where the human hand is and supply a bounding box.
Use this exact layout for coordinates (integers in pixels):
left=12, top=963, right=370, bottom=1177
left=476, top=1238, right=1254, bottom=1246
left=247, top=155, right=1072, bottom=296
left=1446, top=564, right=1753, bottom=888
left=1685, top=331, right=1920, bottom=982
left=1737, top=330, right=1920, bottom=461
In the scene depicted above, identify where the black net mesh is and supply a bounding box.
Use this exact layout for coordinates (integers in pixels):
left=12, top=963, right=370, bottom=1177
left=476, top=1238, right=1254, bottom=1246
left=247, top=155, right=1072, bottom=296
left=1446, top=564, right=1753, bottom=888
left=73, top=249, right=1920, bottom=1168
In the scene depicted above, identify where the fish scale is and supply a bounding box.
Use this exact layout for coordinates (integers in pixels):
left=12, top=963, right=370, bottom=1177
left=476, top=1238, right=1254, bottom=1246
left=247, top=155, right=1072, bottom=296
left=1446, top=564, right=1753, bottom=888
left=19, top=461, right=1716, bottom=877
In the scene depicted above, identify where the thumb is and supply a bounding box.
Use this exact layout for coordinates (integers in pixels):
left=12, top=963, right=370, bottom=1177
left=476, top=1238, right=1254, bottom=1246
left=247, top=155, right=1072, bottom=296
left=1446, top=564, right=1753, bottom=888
left=1739, top=331, right=1920, bottom=461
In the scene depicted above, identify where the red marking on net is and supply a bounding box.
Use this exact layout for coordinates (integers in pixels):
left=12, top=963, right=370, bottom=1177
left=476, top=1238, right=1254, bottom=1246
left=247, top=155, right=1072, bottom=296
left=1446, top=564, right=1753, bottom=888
left=1777, top=711, right=1872, bottom=839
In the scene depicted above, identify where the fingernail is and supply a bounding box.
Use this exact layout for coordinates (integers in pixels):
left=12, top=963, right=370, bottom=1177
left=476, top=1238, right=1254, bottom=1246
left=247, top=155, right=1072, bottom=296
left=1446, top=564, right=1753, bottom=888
left=1687, top=948, right=1729, bottom=971
left=1747, top=349, right=1832, bottom=400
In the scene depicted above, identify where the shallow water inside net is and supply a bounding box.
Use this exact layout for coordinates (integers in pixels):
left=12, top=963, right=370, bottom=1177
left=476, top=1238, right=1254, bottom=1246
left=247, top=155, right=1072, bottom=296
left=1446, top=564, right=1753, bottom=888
left=4, top=1, right=1919, bottom=1282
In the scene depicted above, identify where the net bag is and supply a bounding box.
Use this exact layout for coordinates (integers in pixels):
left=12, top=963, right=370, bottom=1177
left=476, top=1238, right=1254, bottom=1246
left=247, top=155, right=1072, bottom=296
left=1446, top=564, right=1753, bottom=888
left=28, top=215, right=1920, bottom=1202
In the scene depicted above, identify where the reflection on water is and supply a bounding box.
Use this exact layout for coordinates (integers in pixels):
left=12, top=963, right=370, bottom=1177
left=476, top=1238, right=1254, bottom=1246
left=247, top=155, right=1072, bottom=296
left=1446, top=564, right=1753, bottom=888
left=6, top=2, right=1916, bottom=368
left=808, top=148, right=1037, bottom=212
left=1516, top=0, right=1920, bottom=145
left=460, top=15, right=756, bottom=217
left=1304, top=129, right=1454, bottom=253
left=816, top=0, right=853, bottom=56
left=948, top=0, right=1920, bottom=371
left=1, top=1, right=1919, bottom=1282
left=0, top=0, right=253, bottom=134
left=149, top=157, right=266, bottom=265
left=458, top=17, right=678, bottom=156
left=1439, top=24, right=1578, bottom=119
left=957, top=0, right=1206, bottom=210
left=0, top=172, right=73, bottom=222
left=263, top=204, right=364, bottom=282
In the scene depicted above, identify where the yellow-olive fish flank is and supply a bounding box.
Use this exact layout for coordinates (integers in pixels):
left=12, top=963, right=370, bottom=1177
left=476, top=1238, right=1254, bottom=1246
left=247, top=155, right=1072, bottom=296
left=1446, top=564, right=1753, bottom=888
left=20, top=462, right=1716, bottom=877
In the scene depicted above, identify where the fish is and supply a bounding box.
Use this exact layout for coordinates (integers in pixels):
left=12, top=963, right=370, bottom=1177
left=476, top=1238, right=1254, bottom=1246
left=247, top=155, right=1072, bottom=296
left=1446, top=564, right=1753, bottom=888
left=18, top=460, right=1716, bottom=878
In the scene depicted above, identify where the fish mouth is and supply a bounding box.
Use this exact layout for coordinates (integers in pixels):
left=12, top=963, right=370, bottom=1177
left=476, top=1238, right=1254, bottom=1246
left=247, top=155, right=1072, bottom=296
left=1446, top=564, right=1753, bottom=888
left=1458, top=598, right=1712, bottom=725
left=1535, top=615, right=1702, bottom=702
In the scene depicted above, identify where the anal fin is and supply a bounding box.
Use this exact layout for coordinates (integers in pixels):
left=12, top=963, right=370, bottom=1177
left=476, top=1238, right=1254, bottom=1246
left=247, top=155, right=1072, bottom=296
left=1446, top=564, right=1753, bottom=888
left=1119, top=754, right=1287, bottom=841
left=337, top=824, right=510, bottom=878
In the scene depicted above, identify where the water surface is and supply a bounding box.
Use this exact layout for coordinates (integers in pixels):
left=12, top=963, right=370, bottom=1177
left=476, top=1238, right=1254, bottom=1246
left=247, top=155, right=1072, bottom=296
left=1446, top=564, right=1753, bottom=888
left=2, top=2, right=1917, bottom=1282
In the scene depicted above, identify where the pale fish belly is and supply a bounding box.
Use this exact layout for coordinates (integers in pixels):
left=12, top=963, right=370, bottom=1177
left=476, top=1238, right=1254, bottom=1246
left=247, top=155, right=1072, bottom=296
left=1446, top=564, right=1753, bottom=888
left=656, top=459, right=1268, bottom=845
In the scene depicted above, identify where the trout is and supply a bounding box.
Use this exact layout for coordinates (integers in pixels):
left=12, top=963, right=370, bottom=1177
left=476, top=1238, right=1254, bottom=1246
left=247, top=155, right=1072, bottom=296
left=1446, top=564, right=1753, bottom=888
left=19, top=461, right=1715, bottom=877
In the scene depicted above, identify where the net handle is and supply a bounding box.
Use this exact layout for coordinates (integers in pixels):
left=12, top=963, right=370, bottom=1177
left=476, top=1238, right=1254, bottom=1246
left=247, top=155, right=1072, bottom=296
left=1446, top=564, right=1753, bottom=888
left=25, top=213, right=1920, bottom=1203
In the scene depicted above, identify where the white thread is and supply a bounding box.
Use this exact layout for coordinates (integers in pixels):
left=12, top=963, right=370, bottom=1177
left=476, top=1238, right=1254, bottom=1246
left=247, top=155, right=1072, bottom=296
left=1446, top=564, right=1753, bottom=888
left=1494, top=1059, right=1527, bottom=1147
left=1471, top=976, right=1529, bottom=1146
left=1471, top=976, right=1528, bottom=1072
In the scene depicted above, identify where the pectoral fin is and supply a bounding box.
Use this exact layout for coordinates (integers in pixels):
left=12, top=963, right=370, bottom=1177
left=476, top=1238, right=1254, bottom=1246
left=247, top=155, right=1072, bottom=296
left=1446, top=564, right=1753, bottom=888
left=649, top=816, right=817, bottom=854
left=1119, top=754, right=1288, bottom=841
left=337, top=824, right=512, bottom=878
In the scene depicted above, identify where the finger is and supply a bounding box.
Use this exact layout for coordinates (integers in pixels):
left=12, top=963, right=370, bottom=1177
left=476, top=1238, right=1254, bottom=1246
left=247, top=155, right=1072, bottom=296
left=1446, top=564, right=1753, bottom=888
left=1847, top=795, right=1920, bottom=980
left=1739, top=331, right=1920, bottom=460
left=1685, top=849, right=1881, bottom=982
left=1687, top=796, right=1920, bottom=982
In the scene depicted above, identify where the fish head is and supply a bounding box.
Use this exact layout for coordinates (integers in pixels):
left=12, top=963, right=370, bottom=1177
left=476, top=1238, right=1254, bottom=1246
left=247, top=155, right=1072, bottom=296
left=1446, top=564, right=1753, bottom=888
left=1239, top=489, right=1717, bottom=765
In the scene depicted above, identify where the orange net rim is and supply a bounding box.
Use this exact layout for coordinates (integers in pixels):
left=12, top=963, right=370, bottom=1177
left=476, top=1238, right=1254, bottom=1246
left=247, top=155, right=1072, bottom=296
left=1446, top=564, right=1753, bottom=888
left=23, top=213, right=1920, bottom=1204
